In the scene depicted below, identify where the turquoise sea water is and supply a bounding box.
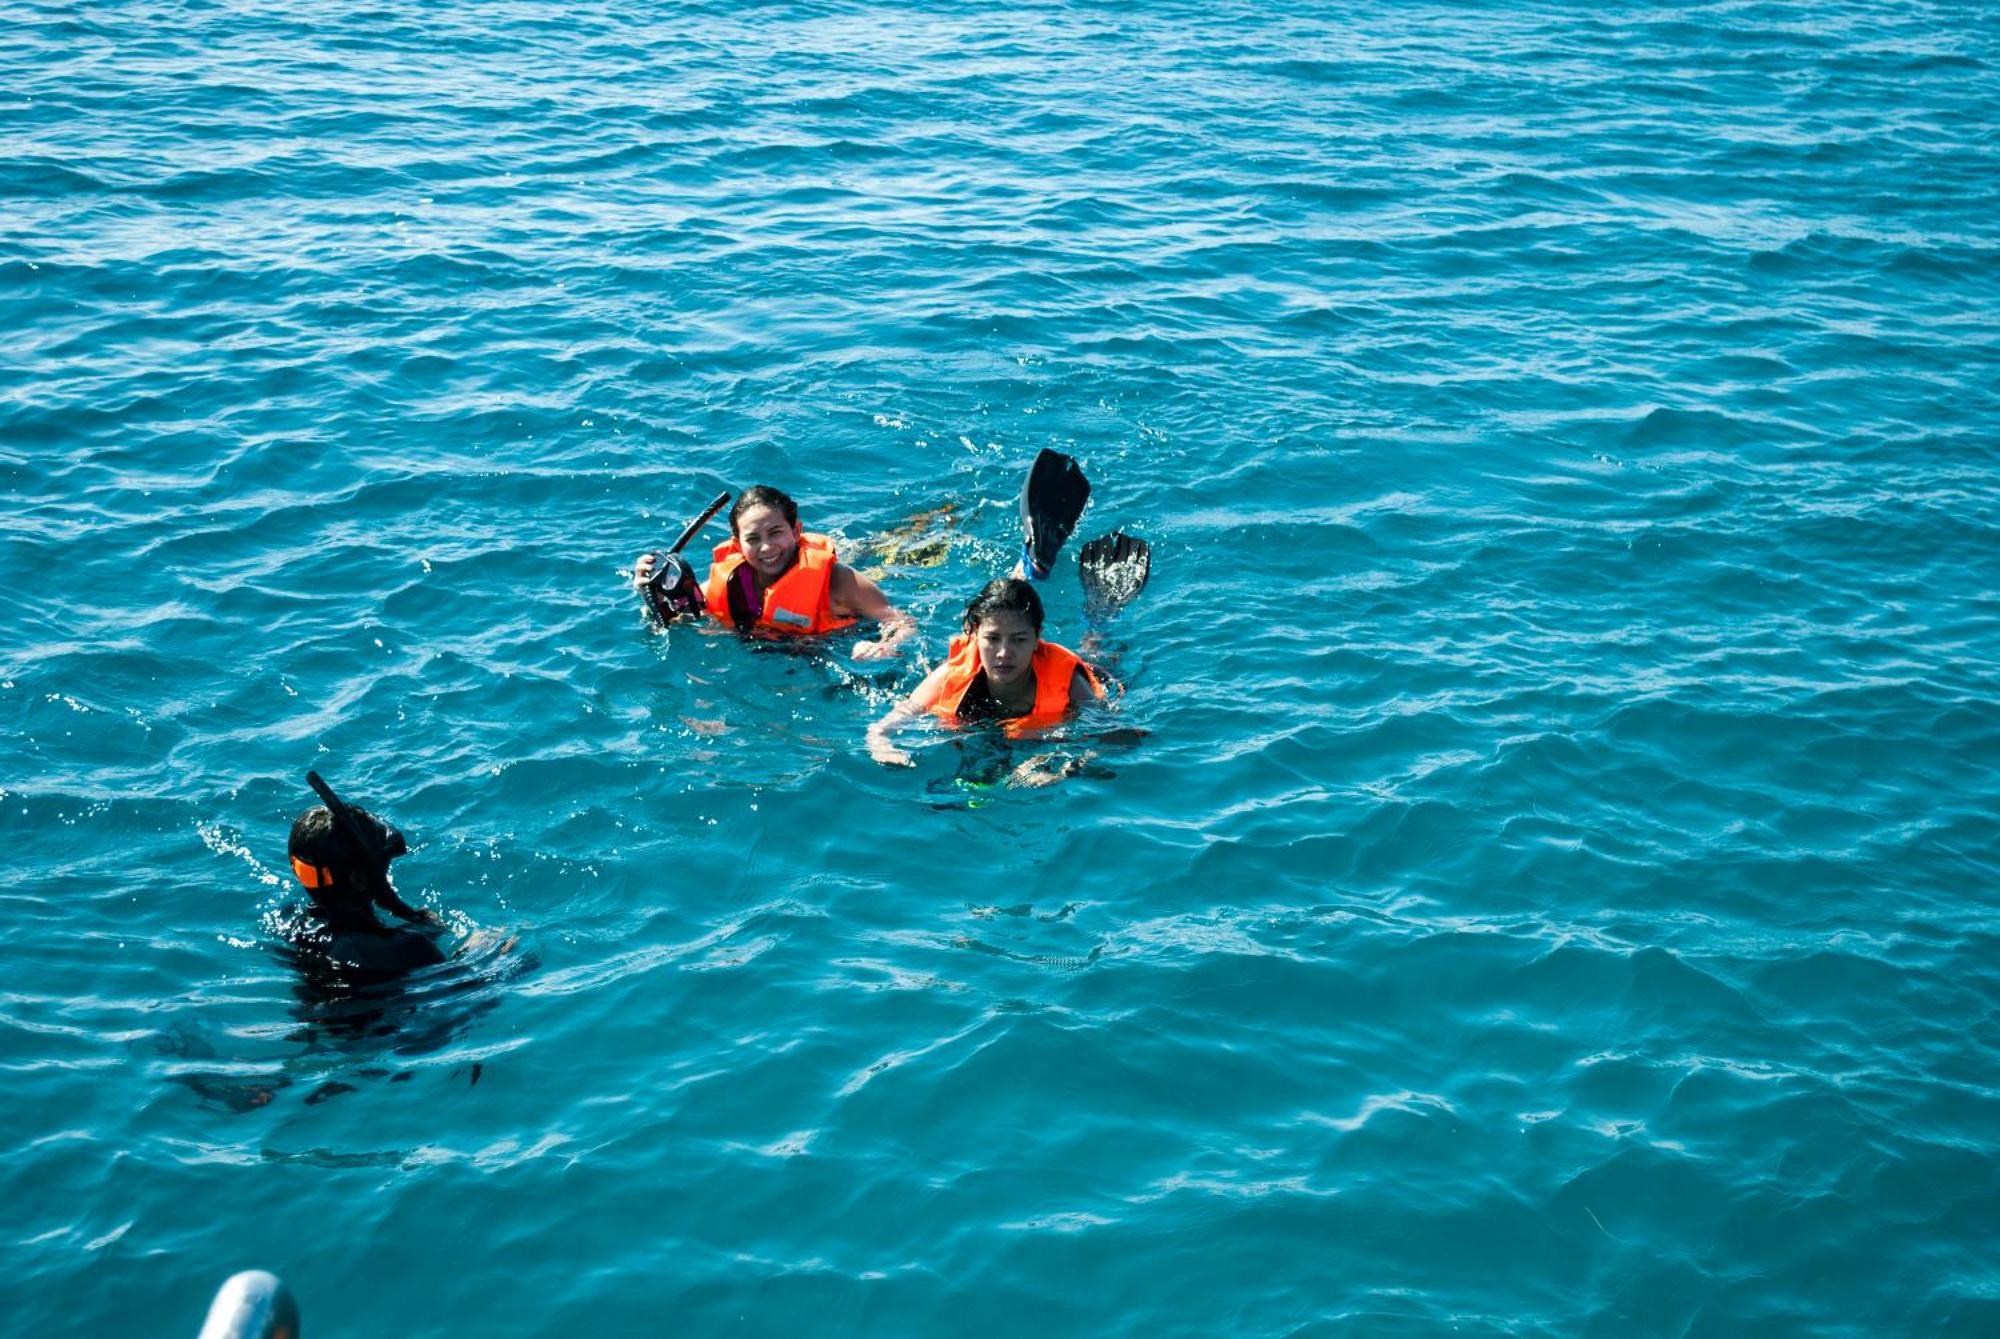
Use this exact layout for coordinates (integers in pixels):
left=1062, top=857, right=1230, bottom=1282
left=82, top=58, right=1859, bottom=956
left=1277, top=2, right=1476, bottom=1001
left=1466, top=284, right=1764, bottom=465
left=6, top=1, right=2000, bottom=1333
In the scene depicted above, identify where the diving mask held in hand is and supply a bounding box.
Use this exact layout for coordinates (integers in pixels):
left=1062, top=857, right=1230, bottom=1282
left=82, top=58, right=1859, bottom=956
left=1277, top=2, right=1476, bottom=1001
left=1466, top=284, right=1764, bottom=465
left=644, top=489, right=731, bottom=624
left=643, top=550, right=705, bottom=623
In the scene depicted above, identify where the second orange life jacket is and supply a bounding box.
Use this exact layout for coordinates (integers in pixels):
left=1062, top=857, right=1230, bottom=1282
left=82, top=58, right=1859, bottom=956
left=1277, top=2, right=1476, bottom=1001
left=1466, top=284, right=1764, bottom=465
left=930, top=634, right=1103, bottom=734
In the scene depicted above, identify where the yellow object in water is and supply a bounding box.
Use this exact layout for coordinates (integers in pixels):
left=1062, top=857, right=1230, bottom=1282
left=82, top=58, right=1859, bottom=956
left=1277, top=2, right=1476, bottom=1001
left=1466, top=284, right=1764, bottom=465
left=860, top=503, right=962, bottom=575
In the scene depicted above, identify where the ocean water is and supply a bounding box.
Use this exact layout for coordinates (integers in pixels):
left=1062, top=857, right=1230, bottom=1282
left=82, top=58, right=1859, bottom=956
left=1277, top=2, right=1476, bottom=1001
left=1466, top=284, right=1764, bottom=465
left=5, top=0, right=2000, bottom=1333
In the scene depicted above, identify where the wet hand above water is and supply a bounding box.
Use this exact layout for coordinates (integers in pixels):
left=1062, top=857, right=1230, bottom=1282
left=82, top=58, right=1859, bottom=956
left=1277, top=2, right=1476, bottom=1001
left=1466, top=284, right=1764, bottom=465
left=867, top=734, right=915, bottom=767
left=851, top=637, right=904, bottom=662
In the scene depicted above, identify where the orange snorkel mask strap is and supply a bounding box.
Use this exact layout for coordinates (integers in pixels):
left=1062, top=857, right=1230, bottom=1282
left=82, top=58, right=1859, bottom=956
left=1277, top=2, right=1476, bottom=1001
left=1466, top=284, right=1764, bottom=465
left=290, top=855, right=335, bottom=889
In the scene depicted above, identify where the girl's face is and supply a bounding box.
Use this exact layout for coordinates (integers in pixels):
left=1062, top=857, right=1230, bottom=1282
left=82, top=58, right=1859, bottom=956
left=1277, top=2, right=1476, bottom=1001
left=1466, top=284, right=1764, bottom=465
left=734, top=504, right=800, bottom=578
left=972, top=609, right=1040, bottom=685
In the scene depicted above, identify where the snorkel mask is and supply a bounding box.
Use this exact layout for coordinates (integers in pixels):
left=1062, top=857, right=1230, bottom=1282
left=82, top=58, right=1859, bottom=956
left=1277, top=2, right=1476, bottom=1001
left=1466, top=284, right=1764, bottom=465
left=644, top=551, right=705, bottom=622
left=641, top=490, right=730, bottom=625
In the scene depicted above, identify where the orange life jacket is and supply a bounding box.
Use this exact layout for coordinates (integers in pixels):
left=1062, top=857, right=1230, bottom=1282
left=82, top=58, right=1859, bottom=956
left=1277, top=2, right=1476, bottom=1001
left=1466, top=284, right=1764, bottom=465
left=930, top=635, right=1104, bottom=734
left=702, top=532, right=856, bottom=635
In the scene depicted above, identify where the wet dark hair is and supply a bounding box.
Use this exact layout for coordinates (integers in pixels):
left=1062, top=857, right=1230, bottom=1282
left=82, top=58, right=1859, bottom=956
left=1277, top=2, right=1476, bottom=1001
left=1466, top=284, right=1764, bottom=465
left=961, top=577, right=1044, bottom=636
left=288, top=804, right=402, bottom=880
left=730, top=485, right=799, bottom=537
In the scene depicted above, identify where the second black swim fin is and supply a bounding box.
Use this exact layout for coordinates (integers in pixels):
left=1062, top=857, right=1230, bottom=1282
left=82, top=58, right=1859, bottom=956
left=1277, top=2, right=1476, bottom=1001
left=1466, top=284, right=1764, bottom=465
left=1078, top=531, right=1151, bottom=618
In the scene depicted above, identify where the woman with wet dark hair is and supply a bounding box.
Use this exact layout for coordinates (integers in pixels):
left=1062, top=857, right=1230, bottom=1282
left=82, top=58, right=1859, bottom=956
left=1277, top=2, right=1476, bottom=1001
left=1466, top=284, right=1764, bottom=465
left=632, top=484, right=913, bottom=659
left=866, top=577, right=1104, bottom=768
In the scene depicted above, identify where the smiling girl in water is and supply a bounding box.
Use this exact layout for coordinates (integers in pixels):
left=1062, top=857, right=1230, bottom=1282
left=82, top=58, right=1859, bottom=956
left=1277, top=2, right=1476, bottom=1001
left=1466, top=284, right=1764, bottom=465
left=867, top=577, right=1105, bottom=767
left=633, top=485, right=914, bottom=661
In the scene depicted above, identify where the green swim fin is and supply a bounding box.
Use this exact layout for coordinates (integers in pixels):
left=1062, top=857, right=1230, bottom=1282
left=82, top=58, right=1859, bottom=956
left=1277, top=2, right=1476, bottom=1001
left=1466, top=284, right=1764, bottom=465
left=1020, top=449, right=1090, bottom=579
left=1078, top=531, right=1150, bottom=618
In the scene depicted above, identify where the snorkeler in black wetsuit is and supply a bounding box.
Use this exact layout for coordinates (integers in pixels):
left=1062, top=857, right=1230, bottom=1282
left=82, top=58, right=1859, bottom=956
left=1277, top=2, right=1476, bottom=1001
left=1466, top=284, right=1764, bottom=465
left=285, top=773, right=446, bottom=977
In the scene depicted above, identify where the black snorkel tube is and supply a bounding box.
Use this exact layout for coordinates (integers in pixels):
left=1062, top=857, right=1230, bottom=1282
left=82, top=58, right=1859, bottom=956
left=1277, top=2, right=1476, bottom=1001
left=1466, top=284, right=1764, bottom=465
left=644, top=490, right=731, bottom=623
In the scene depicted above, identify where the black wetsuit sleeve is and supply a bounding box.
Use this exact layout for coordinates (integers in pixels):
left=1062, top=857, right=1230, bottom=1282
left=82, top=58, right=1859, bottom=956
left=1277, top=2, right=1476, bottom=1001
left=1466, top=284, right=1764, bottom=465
left=374, top=885, right=433, bottom=924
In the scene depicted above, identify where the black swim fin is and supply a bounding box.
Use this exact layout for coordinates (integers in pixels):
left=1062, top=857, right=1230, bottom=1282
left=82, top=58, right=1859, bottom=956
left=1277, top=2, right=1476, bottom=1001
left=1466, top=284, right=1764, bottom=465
left=1020, top=449, right=1090, bottom=579
left=1078, top=531, right=1150, bottom=618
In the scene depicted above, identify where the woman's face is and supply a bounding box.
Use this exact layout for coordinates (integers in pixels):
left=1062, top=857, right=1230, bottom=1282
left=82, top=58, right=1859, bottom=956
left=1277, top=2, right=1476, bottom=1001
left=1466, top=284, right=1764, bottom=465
left=973, top=609, right=1040, bottom=686
left=734, top=504, right=800, bottom=578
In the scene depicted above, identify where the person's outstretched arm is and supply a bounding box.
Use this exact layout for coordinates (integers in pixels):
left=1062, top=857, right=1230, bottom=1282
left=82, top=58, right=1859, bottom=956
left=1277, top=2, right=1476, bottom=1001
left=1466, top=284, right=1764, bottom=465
left=374, top=882, right=441, bottom=927
left=832, top=564, right=916, bottom=661
left=868, top=663, right=949, bottom=766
